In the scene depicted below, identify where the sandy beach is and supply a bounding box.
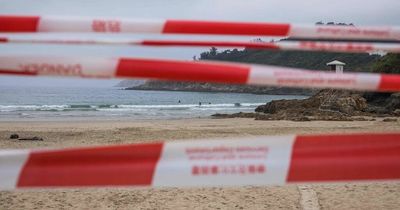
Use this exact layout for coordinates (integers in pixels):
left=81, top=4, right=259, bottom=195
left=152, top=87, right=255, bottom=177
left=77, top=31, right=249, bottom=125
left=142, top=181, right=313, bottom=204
left=1, top=118, right=400, bottom=209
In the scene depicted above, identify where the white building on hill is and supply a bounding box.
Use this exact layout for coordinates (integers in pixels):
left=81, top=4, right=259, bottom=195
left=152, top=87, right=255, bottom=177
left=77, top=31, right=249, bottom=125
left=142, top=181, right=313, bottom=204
left=327, top=60, right=346, bottom=74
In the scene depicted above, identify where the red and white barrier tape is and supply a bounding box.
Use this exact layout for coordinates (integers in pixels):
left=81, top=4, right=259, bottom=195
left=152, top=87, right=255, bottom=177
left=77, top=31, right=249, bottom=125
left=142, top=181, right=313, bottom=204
left=1, top=36, right=399, bottom=53
left=0, top=55, right=399, bottom=92
left=1, top=133, right=399, bottom=190
left=1, top=15, right=399, bottom=41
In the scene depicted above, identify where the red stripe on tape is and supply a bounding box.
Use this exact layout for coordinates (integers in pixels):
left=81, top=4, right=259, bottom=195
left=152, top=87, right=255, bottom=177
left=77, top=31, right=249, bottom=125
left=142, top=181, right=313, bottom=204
left=115, top=58, right=250, bottom=84
left=0, top=70, right=37, bottom=76
left=0, top=15, right=39, bottom=32
left=287, top=133, right=400, bottom=182
left=17, top=143, right=163, bottom=187
left=378, top=74, right=400, bottom=92
left=163, top=20, right=290, bottom=36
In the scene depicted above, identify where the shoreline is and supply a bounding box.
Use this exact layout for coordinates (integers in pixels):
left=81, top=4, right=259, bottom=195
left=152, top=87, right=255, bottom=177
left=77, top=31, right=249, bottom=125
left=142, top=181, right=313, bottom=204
left=0, top=115, right=215, bottom=122
left=1, top=113, right=397, bottom=123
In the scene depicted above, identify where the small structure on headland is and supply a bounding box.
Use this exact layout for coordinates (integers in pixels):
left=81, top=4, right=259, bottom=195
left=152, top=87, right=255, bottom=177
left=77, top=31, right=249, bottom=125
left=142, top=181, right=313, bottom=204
left=327, top=60, right=346, bottom=74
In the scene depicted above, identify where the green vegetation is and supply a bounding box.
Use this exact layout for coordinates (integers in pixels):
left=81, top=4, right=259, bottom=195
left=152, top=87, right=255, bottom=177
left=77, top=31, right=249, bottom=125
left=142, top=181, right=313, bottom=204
left=199, top=47, right=381, bottom=72
left=373, top=53, right=400, bottom=74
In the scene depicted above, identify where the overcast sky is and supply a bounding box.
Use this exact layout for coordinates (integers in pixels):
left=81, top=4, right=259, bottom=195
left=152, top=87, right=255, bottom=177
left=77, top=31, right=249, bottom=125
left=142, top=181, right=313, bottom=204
left=0, top=0, right=399, bottom=87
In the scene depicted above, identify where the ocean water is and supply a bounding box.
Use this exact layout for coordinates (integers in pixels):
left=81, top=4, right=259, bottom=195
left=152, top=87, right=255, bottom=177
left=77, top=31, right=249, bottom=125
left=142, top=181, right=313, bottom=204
left=0, top=86, right=307, bottom=120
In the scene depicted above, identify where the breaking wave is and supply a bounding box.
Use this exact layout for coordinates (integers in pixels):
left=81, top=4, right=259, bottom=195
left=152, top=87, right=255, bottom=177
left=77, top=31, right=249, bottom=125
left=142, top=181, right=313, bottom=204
left=0, top=103, right=264, bottom=112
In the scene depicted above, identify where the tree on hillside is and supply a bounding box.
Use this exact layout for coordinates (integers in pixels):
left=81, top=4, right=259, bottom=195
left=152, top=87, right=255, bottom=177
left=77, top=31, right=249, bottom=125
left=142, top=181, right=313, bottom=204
left=200, top=47, right=218, bottom=60
left=315, top=22, right=354, bottom=26
left=210, top=47, right=218, bottom=56
left=373, top=53, right=400, bottom=74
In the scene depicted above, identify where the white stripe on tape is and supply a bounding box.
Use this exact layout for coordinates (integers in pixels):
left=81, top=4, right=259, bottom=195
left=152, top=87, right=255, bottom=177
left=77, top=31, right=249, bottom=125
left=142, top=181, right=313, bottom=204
left=38, top=16, right=94, bottom=33
left=289, top=24, right=400, bottom=40
left=38, top=16, right=165, bottom=33
left=152, top=136, right=295, bottom=187
left=120, top=18, right=166, bottom=33
left=0, top=56, right=119, bottom=78
left=0, top=150, right=29, bottom=190
left=248, top=65, right=381, bottom=91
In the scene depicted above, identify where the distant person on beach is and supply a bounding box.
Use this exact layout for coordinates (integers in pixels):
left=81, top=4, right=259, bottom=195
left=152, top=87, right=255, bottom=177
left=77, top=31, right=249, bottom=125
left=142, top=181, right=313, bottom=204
left=199, top=102, right=202, bottom=106
left=178, top=100, right=181, bottom=104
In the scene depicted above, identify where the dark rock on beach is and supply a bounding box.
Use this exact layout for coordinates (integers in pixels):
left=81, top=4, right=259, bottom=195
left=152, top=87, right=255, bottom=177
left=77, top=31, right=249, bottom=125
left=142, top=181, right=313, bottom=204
left=212, top=112, right=259, bottom=119
left=364, top=92, right=400, bottom=114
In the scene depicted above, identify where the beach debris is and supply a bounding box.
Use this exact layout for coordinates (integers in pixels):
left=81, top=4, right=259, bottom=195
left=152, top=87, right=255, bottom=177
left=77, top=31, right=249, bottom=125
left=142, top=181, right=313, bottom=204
left=18, top=136, right=44, bottom=141
left=9, top=133, right=43, bottom=141
left=212, top=112, right=258, bottom=119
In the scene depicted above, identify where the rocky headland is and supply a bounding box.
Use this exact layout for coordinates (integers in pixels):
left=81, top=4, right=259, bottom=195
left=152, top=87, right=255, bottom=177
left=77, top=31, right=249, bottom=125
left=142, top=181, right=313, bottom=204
left=126, top=80, right=316, bottom=95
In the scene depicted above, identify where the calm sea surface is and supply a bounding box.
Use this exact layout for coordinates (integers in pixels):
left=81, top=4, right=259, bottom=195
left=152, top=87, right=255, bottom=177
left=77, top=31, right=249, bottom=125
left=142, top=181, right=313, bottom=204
left=0, top=86, right=307, bottom=120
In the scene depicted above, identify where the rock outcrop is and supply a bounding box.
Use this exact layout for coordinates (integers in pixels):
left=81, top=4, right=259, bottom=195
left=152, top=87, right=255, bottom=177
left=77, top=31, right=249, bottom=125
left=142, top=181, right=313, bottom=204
left=364, top=92, right=400, bottom=114
left=213, top=89, right=400, bottom=121
left=253, top=89, right=369, bottom=121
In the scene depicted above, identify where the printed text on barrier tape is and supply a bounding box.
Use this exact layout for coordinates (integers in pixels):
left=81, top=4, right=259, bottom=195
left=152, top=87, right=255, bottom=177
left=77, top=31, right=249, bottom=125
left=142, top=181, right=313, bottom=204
left=0, top=133, right=399, bottom=189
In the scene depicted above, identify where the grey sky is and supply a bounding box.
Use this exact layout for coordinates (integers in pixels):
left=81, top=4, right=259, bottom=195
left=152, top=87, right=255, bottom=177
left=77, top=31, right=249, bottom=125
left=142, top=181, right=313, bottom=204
left=0, top=0, right=399, bottom=87
left=1, top=0, right=399, bottom=24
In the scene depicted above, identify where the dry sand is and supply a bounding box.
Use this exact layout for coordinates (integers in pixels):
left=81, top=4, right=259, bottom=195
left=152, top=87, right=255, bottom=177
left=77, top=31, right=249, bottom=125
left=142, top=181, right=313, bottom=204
left=0, top=118, right=399, bottom=210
